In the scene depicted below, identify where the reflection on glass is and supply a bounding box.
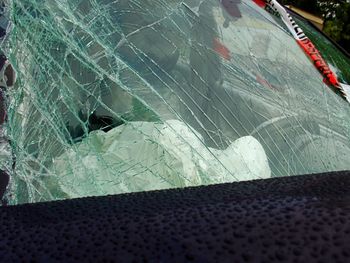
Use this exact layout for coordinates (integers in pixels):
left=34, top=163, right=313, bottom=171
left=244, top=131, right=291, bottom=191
left=1, top=0, right=350, bottom=204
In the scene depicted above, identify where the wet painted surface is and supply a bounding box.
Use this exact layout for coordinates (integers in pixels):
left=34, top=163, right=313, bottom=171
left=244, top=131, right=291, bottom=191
left=0, top=171, right=349, bottom=262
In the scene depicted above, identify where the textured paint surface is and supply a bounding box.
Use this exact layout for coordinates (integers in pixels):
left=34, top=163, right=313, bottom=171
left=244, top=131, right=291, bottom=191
left=0, top=171, right=349, bottom=262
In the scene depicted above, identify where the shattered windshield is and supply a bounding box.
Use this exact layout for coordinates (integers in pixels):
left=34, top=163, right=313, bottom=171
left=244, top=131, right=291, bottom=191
left=292, top=14, right=350, bottom=85
left=1, top=0, right=350, bottom=204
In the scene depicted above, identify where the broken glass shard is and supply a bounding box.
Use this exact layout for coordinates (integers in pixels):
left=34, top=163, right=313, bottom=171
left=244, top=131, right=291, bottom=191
left=1, top=0, right=350, bottom=204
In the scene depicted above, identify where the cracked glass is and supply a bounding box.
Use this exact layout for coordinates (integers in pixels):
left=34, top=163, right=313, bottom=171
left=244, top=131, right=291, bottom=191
left=1, top=0, right=350, bottom=204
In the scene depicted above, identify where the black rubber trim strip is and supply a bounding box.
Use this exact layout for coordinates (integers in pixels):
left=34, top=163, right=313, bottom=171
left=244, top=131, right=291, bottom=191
left=0, top=170, right=350, bottom=262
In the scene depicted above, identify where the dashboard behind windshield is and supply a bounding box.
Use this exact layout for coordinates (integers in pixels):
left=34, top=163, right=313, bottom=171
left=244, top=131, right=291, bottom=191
left=2, top=0, right=350, bottom=204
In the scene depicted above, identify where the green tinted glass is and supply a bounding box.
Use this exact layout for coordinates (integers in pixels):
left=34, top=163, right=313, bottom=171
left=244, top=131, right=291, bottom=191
left=1, top=0, right=349, bottom=204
